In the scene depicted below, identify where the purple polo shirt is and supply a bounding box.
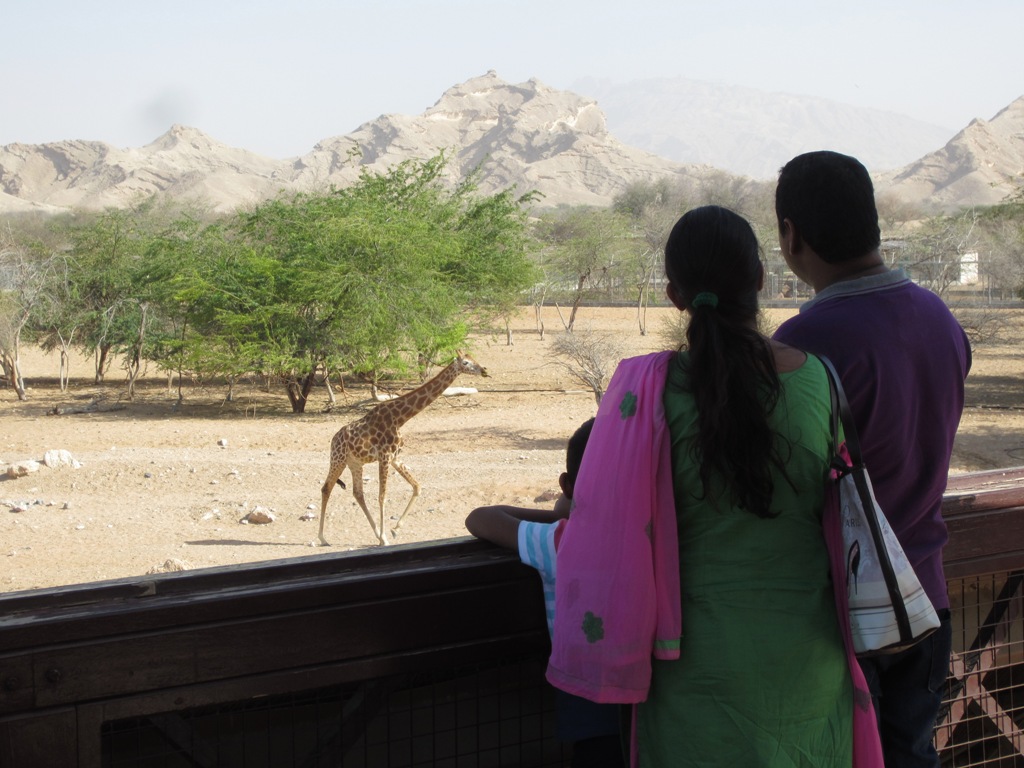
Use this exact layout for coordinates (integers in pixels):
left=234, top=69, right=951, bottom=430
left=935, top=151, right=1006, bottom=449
left=773, top=269, right=971, bottom=610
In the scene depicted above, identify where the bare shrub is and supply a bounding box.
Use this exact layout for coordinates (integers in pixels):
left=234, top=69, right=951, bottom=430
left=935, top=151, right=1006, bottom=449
left=952, top=306, right=1011, bottom=346
left=657, top=309, right=688, bottom=352
left=549, top=328, right=627, bottom=405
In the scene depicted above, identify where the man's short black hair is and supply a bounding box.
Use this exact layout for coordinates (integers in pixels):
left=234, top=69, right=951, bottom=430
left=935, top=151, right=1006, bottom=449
left=775, top=151, right=881, bottom=264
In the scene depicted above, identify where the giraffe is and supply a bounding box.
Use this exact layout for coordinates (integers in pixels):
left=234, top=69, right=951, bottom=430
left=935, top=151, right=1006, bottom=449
left=318, top=351, right=489, bottom=546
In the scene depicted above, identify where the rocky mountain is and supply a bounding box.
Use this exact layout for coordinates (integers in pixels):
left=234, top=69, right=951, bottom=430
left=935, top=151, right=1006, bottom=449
left=0, top=127, right=284, bottom=214
left=285, top=71, right=699, bottom=208
left=875, top=96, right=1024, bottom=211
left=0, top=72, right=1021, bottom=216
left=0, top=73, right=700, bottom=215
left=574, top=77, right=954, bottom=179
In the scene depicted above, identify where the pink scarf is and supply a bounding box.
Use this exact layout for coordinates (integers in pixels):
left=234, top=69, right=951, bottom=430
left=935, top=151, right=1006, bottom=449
left=546, top=351, right=682, bottom=704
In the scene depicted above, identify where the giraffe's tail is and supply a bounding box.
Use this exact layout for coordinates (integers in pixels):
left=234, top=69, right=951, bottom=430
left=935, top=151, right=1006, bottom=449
left=336, top=478, right=346, bottom=490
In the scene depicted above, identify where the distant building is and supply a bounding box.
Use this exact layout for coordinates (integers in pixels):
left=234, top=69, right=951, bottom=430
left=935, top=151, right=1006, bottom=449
left=959, top=252, right=980, bottom=285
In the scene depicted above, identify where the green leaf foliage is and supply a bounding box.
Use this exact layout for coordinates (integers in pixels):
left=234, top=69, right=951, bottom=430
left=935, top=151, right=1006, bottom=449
left=31, top=154, right=537, bottom=411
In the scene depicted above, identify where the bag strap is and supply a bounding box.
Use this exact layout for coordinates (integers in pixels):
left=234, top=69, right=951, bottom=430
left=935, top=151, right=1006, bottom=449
left=820, top=354, right=921, bottom=650
left=819, top=355, right=864, bottom=467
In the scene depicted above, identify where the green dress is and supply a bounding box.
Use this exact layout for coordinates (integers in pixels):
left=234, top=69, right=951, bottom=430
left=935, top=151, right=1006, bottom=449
left=637, top=353, right=852, bottom=767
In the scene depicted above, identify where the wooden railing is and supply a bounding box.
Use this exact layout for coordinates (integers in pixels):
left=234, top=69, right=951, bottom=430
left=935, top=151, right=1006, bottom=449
left=937, top=468, right=1024, bottom=766
left=1, top=467, right=1023, bottom=767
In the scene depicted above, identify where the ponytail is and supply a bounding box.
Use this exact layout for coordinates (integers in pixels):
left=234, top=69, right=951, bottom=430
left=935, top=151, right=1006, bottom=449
left=665, top=206, right=789, bottom=518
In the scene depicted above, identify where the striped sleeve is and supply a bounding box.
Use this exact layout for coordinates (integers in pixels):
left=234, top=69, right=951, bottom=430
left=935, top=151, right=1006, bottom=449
left=518, top=521, right=559, bottom=635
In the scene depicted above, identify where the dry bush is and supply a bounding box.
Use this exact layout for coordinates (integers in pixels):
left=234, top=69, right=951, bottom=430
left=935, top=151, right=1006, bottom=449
left=656, top=306, right=813, bottom=349
left=952, top=306, right=1011, bottom=346
left=548, top=328, right=627, bottom=405
left=657, top=310, right=688, bottom=351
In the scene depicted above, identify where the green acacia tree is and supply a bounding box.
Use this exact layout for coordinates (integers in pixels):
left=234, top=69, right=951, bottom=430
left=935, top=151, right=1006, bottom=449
left=613, top=179, right=684, bottom=335
left=220, top=153, right=538, bottom=412
left=535, top=207, right=632, bottom=333
left=976, top=197, right=1024, bottom=299
left=448, top=183, right=540, bottom=345
left=0, top=226, right=64, bottom=399
left=129, top=215, right=249, bottom=401
left=31, top=235, right=84, bottom=394
left=25, top=156, right=536, bottom=411
left=0, top=213, right=81, bottom=397
left=61, top=204, right=162, bottom=383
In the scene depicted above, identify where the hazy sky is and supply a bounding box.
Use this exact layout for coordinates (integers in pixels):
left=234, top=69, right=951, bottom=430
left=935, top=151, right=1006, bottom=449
left=5, top=0, right=1022, bottom=158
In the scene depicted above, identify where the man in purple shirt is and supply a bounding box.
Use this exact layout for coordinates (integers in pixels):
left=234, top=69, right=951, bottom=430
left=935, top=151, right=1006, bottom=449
left=772, top=151, right=971, bottom=768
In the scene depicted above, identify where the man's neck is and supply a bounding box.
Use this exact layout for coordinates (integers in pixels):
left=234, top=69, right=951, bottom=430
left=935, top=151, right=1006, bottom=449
left=813, top=251, right=887, bottom=292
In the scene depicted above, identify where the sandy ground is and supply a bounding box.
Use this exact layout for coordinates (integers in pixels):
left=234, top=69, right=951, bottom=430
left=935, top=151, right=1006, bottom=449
left=2, top=306, right=1023, bottom=593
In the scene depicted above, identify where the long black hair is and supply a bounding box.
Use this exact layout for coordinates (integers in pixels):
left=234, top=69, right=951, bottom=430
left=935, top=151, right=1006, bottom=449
left=664, top=205, right=785, bottom=518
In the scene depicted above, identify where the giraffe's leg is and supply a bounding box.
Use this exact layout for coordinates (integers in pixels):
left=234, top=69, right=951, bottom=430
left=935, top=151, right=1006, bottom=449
left=350, top=467, right=384, bottom=543
left=375, top=460, right=391, bottom=546
left=318, top=460, right=347, bottom=547
left=390, top=460, right=421, bottom=534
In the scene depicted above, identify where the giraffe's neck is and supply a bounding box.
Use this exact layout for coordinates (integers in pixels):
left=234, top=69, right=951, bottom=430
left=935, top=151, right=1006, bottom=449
left=378, top=359, right=462, bottom=429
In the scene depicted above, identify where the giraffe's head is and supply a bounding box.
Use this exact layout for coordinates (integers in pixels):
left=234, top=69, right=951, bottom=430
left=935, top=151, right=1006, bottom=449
left=455, top=350, right=489, bottom=378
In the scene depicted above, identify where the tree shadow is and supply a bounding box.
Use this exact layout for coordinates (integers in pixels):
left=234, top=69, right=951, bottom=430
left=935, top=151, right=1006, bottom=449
left=965, top=374, right=1024, bottom=409
left=412, top=425, right=570, bottom=453
left=185, top=539, right=300, bottom=547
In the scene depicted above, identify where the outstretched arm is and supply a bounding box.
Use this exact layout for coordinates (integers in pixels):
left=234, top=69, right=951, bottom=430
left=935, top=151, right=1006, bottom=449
left=466, top=505, right=569, bottom=551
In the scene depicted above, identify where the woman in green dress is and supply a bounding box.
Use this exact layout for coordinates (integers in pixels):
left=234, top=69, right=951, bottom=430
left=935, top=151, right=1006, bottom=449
left=638, top=205, right=853, bottom=766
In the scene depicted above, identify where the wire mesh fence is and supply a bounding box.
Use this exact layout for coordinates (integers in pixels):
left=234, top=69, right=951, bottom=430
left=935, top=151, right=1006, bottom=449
left=101, top=656, right=569, bottom=768
left=940, top=571, right=1024, bottom=767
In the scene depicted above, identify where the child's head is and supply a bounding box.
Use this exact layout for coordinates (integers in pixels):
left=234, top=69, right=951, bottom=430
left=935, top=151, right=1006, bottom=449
left=560, top=417, right=595, bottom=500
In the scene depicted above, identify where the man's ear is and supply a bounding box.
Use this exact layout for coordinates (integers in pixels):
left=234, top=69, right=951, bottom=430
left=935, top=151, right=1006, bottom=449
left=666, top=282, right=687, bottom=312
left=779, top=218, right=803, bottom=256
left=558, top=471, right=573, bottom=499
